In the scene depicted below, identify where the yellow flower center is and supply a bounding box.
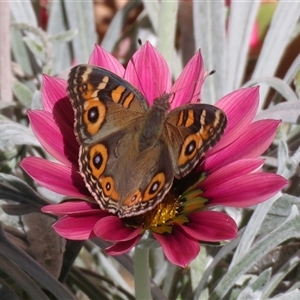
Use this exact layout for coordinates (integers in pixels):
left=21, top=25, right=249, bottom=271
left=124, top=172, right=208, bottom=235
left=125, top=192, right=188, bottom=234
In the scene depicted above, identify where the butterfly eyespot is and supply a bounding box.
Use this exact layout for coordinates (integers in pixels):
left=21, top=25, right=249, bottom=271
left=88, top=107, right=99, bottom=123
left=105, top=182, right=111, bottom=191
left=150, top=181, right=159, bottom=194
left=178, top=134, right=202, bottom=166
left=123, top=190, right=142, bottom=207
left=83, top=100, right=106, bottom=134
left=93, top=153, right=103, bottom=169
left=88, top=144, right=108, bottom=177
left=100, top=176, right=119, bottom=201
left=185, top=140, right=196, bottom=156
left=143, top=173, right=166, bottom=201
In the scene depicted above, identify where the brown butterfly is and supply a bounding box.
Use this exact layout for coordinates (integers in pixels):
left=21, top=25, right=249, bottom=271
left=67, top=65, right=227, bottom=218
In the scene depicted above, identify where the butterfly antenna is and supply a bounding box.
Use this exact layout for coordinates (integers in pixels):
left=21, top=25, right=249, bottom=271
left=171, top=69, right=216, bottom=104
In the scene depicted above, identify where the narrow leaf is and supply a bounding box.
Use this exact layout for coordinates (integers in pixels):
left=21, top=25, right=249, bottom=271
left=12, top=80, right=33, bottom=108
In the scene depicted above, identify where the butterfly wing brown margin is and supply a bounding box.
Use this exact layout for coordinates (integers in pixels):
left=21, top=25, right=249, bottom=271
left=165, top=103, right=227, bottom=178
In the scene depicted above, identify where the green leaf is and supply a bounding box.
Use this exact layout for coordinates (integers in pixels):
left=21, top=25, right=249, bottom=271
left=23, top=36, right=45, bottom=61
left=255, top=100, right=300, bottom=124
left=230, top=193, right=281, bottom=268
left=244, top=76, right=298, bottom=103
left=251, top=2, right=300, bottom=105
left=270, top=289, right=300, bottom=300
left=277, top=139, right=290, bottom=177
left=237, top=268, right=271, bottom=300
left=9, top=1, right=37, bottom=27
left=0, top=119, right=40, bottom=150
left=294, top=69, right=300, bottom=98
left=193, top=1, right=226, bottom=103
left=0, top=223, right=76, bottom=299
left=142, top=0, right=159, bottom=34
left=31, top=90, right=42, bottom=110
left=12, top=80, right=33, bottom=108
left=156, top=1, right=179, bottom=75
left=193, top=231, right=243, bottom=299
left=261, top=248, right=300, bottom=298
left=47, top=1, right=71, bottom=74
left=11, top=28, right=33, bottom=76
left=0, top=173, right=47, bottom=206
left=226, top=2, right=260, bottom=92
left=49, top=29, right=78, bottom=43
left=0, top=253, right=50, bottom=300
left=64, top=0, right=97, bottom=63
left=210, top=206, right=300, bottom=300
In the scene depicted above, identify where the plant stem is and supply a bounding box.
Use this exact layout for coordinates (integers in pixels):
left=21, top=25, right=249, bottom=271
left=134, top=247, right=152, bottom=300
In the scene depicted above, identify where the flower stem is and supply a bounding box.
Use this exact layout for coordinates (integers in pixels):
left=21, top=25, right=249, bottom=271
left=134, top=247, right=152, bottom=300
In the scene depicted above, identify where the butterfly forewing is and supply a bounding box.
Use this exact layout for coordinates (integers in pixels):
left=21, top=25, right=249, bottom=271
left=166, top=104, right=227, bottom=178
left=67, top=65, right=148, bottom=144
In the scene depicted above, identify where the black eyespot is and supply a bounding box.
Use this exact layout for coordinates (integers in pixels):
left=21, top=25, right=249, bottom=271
left=106, top=182, right=111, bottom=191
left=185, top=140, right=196, bottom=156
left=150, top=181, right=159, bottom=194
left=88, top=107, right=99, bottom=123
left=93, top=153, right=102, bottom=169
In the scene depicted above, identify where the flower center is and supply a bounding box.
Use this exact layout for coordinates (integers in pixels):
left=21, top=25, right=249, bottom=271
left=124, top=172, right=208, bottom=234
left=125, top=192, right=186, bottom=234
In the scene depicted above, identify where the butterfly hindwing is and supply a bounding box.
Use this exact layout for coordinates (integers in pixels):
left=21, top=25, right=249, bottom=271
left=79, top=127, right=174, bottom=217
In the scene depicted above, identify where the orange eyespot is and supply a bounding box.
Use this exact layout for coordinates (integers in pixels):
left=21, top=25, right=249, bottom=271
left=123, top=190, right=142, bottom=207
left=178, top=133, right=202, bottom=166
left=88, top=144, right=108, bottom=178
left=83, top=100, right=106, bottom=135
left=100, top=176, right=119, bottom=201
left=143, top=173, right=166, bottom=201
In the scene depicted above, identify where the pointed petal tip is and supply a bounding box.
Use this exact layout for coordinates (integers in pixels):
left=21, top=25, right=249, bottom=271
left=88, top=44, right=125, bottom=76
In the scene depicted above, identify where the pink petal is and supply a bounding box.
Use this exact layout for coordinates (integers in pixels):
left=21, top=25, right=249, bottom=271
left=28, top=111, right=79, bottom=166
left=88, top=45, right=125, bottom=76
left=204, top=119, right=280, bottom=171
left=181, top=211, right=237, bottom=241
left=41, top=201, right=101, bottom=215
left=94, top=215, right=142, bottom=241
left=20, top=157, right=88, bottom=198
left=171, top=50, right=205, bottom=107
left=42, top=75, right=75, bottom=135
left=202, top=158, right=264, bottom=190
left=42, top=75, right=67, bottom=113
left=105, top=234, right=142, bottom=255
left=125, top=41, right=171, bottom=104
left=153, top=226, right=200, bottom=267
left=203, top=173, right=288, bottom=207
left=208, top=87, right=259, bottom=155
left=53, top=215, right=99, bottom=240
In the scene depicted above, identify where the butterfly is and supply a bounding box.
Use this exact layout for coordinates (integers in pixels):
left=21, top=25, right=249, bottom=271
left=67, top=65, right=227, bottom=218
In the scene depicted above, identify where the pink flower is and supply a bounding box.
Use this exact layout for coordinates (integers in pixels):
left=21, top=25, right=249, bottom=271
left=21, top=42, right=287, bottom=267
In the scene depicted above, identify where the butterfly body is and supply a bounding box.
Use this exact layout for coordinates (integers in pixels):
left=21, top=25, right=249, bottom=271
left=68, top=64, right=227, bottom=217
